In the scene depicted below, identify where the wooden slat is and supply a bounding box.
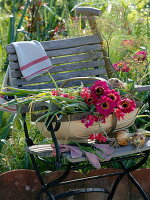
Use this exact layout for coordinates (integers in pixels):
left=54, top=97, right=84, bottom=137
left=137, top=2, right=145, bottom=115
left=19, top=77, right=107, bottom=89
left=12, top=68, right=106, bottom=86
left=6, top=35, right=100, bottom=54
left=26, top=144, right=53, bottom=157
left=52, top=68, right=106, bottom=81
left=51, top=52, right=103, bottom=65
left=9, top=50, right=104, bottom=70
left=8, top=50, right=103, bottom=63
left=9, top=62, right=19, bottom=70
left=11, top=60, right=105, bottom=78
left=26, top=138, right=150, bottom=159
left=46, top=44, right=102, bottom=57
left=134, top=85, right=150, bottom=92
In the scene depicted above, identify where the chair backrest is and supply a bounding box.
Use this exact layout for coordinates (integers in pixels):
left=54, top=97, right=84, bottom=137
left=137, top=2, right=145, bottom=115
left=5, top=7, right=115, bottom=90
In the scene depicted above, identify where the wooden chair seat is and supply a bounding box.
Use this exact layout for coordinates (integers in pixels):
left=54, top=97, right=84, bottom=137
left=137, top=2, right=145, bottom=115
left=26, top=137, right=150, bottom=161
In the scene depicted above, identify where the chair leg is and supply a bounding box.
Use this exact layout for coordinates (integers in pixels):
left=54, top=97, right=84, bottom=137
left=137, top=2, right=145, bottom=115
left=119, top=160, right=149, bottom=200
left=127, top=172, right=149, bottom=200
left=107, top=151, right=149, bottom=200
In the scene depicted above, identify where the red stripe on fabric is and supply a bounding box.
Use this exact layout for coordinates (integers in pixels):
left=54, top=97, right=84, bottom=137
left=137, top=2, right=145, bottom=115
left=24, top=65, right=53, bottom=79
left=3, top=107, right=17, bottom=111
left=20, top=56, right=49, bottom=71
left=0, top=95, right=5, bottom=98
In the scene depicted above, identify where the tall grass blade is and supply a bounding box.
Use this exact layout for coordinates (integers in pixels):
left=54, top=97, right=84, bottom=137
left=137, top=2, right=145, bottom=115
left=14, top=0, right=31, bottom=41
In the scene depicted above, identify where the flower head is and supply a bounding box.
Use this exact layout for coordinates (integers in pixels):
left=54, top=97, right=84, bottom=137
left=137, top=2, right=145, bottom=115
left=80, top=87, right=91, bottom=99
left=121, top=40, right=134, bottom=46
left=51, top=89, right=60, bottom=96
left=90, top=80, right=110, bottom=103
left=119, top=98, right=136, bottom=113
left=133, top=51, right=147, bottom=61
left=80, top=87, right=92, bottom=104
left=96, top=96, right=116, bottom=117
left=113, top=61, right=130, bottom=72
left=88, top=133, right=107, bottom=143
left=114, top=108, right=125, bottom=120
left=81, top=114, right=99, bottom=128
left=107, top=89, right=121, bottom=106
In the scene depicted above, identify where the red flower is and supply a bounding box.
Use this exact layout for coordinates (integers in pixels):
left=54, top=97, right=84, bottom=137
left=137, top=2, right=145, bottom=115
left=88, top=133, right=107, bottom=143
left=114, top=108, right=125, bottom=120
left=81, top=114, right=99, bottom=128
left=119, top=98, right=136, bottom=113
left=90, top=80, right=110, bottom=104
left=96, top=96, right=116, bottom=117
left=133, top=51, right=147, bottom=61
left=121, top=40, right=134, bottom=46
left=60, top=93, right=69, bottom=98
left=107, top=89, right=121, bottom=107
left=80, top=87, right=92, bottom=104
left=112, top=61, right=130, bottom=72
left=51, top=89, right=60, bottom=96
left=80, top=87, right=91, bottom=99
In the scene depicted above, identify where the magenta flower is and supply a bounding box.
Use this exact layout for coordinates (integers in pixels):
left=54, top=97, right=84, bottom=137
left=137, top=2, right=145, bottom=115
left=114, top=108, right=125, bottom=120
left=113, top=61, right=130, bottom=72
left=80, top=87, right=91, bottom=99
left=107, top=89, right=121, bottom=107
left=60, top=93, right=69, bottom=98
left=96, top=96, right=116, bottom=117
left=133, top=51, right=147, bottom=61
left=81, top=114, right=99, bottom=128
left=88, top=133, right=107, bottom=143
left=122, top=65, right=130, bottom=72
left=90, top=80, right=110, bottom=103
left=51, top=89, right=60, bottom=96
left=119, top=98, right=136, bottom=113
left=121, top=40, right=134, bottom=46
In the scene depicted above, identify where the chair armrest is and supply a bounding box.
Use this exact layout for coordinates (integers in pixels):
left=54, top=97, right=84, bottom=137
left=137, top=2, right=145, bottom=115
left=134, top=85, right=150, bottom=92
left=74, top=6, right=101, bottom=16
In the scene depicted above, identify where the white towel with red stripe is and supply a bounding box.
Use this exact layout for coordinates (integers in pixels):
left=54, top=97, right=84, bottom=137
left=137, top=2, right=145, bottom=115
left=0, top=40, right=53, bottom=113
left=12, top=40, right=53, bottom=80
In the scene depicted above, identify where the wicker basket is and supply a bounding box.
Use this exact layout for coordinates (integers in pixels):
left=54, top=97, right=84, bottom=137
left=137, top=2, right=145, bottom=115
left=35, top=77, right=141, bottom=143
left=36, top=107, right=139, bottom=143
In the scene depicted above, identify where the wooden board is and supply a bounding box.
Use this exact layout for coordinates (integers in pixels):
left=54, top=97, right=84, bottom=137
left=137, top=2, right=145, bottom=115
left=26, top=138, right=150, bottom=161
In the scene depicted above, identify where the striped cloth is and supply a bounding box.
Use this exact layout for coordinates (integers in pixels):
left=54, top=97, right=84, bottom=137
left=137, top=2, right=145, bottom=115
left=0, top=40, right=53, bottom=113
left=12, top=40, right=53, bottom=81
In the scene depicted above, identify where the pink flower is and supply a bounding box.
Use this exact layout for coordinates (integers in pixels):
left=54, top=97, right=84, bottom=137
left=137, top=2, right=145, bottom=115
left=60, top=93, right=69, bottom=98
left=80, top=87, right=93, bottom=105
left=113, top=61, right=130, bottom=72
left=96, top=133, right=107, bottom=143
left=90, top=80, right=110, bottom=103
left=107, top=89, right=121, bottom=107
left=96, top=96, right=116, bottom=117
left=121, top=40, right=134, bottom=46
left=119, top=98, right=136, bottom=113
left=114, top=108, right=125, bottom=120
left=81, top=114, right=99, bottom=128
left=51, top=89, right=60, bottom=96
left=80, top=87, right=91, bottom=99
left=88, top=133, right=107, bottom=143
left=133, top=51, right=147, bottom=61
left=122, top=65, right=130, bottom=72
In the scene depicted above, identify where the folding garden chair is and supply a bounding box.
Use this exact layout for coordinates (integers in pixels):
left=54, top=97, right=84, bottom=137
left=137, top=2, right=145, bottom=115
left=4, top=6, right=150, bottom=200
